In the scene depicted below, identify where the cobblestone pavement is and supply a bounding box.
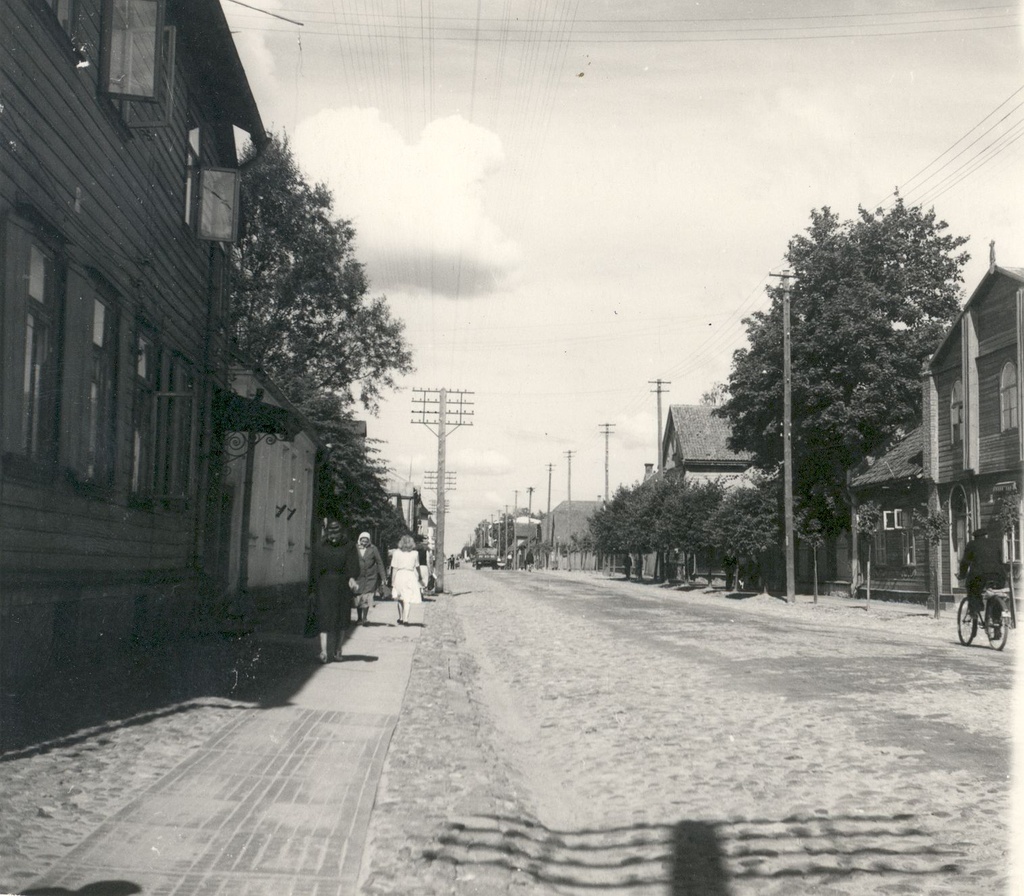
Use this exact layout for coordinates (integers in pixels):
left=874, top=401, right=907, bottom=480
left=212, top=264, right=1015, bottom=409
left=362, top=570, right=1019, bottom=896
left=2, top=574, right=1019, bottom=895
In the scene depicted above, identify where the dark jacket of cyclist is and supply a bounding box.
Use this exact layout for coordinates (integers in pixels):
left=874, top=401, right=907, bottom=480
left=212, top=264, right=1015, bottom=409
left=959, top=528, right=1004, bottom=614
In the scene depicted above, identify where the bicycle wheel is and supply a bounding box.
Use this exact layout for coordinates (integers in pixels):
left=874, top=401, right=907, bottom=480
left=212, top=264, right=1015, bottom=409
left=983, top=599, right=1009, bottom=651
left=957, top=597, right=977, bottom=645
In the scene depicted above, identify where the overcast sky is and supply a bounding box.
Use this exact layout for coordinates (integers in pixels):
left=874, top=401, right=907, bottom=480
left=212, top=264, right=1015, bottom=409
left=223, top=0, right=1024, bottom=550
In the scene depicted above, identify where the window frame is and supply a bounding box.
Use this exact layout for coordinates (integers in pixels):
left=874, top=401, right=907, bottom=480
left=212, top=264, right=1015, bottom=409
left=950, top=379, right=963, bottom=444
left=999, top=362, right=1018, bottom=432
left=99, top=0, right=165, bottom=102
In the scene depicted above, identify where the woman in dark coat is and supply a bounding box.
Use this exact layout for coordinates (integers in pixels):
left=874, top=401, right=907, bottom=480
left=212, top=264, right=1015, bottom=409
left=353, top=531, right=385, bottom=624
left=313, top=520, right=359, bottom=663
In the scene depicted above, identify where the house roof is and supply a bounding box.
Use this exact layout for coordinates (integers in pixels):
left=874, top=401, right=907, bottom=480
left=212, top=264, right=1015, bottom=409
left=172, top=0, right=266, bottom=148
left=850, top=426, right=923, bottom=488
left=543, top=500, right=601, bottom=542
left=928, top=265, right=1024, bottom=368
left=666, top=405, right=753, bottom=464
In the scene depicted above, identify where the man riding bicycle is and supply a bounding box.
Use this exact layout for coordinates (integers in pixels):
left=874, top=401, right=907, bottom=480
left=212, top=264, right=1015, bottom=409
left=958, top=526, right=1005, bottom=625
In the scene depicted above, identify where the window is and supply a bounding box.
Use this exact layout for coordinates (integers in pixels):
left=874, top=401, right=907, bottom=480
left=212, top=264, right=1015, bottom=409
left=1000, top=362, right=1018, bottom=431
left=2, top=221, right=61, bottom=467
left=883, top=508, right=905, bottom=530
left=197, top=169, right=241, bottom=242
left=133, top=342, right=195, bottom=501
left=184, top=125, right=201, bottom=226
left=1004, top=519, right=1021, bottom=565
left=902, top=529, right=917, bottom=567
left=61, top=273, right=119, bottom=486
left=100, top=0, right=165, bottom=101
left=131, top=331, right=156, bottom=494
left=950, top=379, right=963, bottom=444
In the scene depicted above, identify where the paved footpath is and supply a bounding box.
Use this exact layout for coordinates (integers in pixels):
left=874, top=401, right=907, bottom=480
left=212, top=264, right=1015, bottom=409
left=3, top=610, right=423, bottom=896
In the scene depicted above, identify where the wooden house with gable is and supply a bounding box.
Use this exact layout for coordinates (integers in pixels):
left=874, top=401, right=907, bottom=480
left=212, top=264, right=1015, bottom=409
left=922, top=258, right=1024, bottom=601
left=660, top=404, right=753, bottom=485
left=1, top=0, right=273, bottom=679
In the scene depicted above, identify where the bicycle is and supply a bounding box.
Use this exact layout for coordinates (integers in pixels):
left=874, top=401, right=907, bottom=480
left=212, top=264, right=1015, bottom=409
left=957, top=586, right=1015, bottom=650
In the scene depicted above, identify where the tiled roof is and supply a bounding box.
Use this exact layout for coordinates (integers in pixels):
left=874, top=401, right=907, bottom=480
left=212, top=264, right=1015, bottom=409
left=668, top=405, right=753, bottom=463
left=850, top=427, right=923, bottom=487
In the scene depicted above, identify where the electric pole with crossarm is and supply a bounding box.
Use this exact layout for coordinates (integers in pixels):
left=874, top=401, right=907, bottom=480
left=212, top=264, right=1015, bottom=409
left=412, top=388, right=473, bottom=594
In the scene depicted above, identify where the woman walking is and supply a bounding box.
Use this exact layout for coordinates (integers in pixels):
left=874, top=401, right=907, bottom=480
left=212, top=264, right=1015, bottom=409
left=353, top=531, right=385, bottom=624
left=389, top=534, right=423, bottom=625
left=312, top=520, right=358, bottom=663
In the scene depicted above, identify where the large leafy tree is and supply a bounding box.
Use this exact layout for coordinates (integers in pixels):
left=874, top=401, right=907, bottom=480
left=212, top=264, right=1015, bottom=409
left=232, top=132, right=412, bottom=411
left=231, top=132, right=413, bottom=534
left=720, top=197, right=968, bottom=534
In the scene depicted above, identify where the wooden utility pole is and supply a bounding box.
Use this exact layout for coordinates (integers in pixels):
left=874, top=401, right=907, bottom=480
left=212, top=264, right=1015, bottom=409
left=599, top=423, right=615, bottom=501
left=772, top=273, right=796, bottom=604
left=412, top=388, right=473, bottom=594
left=546, top=464, right=554, bottom=547
left=649, top=379, right=671, bottom=472
left=526, top=486, right=534, bottom=517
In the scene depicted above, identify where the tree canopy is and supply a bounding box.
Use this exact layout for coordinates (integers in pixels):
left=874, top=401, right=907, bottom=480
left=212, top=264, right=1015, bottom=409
left=719, top=197, right=968, bottom=534
left=231, top=132, right=414, bottom=537
left=232, top=133, right=412, bottom=412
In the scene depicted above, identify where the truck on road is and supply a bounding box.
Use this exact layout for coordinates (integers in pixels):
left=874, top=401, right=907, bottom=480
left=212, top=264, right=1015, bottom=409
left=474, top=547, right=499, bottom=569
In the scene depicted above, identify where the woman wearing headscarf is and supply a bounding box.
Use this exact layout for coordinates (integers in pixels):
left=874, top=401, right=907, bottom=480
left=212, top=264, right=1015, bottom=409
left=353, top=531, right=385, bottom=624
left=312, top=520, right=359, bottom=663
left=389, top=534, right=424, bottom=625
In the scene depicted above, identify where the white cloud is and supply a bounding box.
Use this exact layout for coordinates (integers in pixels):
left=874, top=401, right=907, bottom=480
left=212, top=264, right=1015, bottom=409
left=616, top=411, right=656, bottom=452
left=292, top=109, right=521, bottom=297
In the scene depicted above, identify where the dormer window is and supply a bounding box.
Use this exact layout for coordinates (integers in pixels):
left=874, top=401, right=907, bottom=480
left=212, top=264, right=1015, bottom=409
left=1000, top=362, right=1018, bottom=431
left=100, top=0, right=165, bottom=101
left=950, top=379, right=963, bottom=444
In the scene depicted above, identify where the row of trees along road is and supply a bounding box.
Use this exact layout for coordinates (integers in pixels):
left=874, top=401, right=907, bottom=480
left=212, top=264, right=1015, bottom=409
left=230, top=133, right=414, bottom=545
left=591, top=196, right=970, bottom=592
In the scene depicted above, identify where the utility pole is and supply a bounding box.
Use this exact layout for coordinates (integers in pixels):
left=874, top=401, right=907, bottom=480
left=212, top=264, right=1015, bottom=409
left=564, top=450, right=575, bottom=504
left=512, top=489, right=519, bottom=568
left=599, top=423, right=615, bottom=501
left=412, top=387, right=473, bottom=594
left=526, top=486, right=534, bottom=517
left=771, top=272, right=796, bottom=604
left=546, top=463, right=554, bottom=547
left=649, top=379, right=671, bottom=472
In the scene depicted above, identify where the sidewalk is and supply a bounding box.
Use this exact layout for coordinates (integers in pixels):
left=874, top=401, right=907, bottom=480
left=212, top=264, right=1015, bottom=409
left=18, top=610, right=423, bottom=896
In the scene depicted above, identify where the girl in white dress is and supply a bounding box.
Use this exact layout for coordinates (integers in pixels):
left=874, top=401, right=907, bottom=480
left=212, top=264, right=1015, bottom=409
left=390, top=534, right=424, bottom=624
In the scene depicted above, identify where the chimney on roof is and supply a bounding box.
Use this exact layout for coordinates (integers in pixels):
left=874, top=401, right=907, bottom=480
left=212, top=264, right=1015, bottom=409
left=644, top=463, right=654, bottom=479
left=990, top=240, right=996, bottom=274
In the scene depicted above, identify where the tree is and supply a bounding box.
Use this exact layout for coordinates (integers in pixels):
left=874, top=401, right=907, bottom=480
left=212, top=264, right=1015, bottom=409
left=711, top=474, right=781, bottom=592
left=795, top=509, right=825, bottom=602
left=231, top=133, right=414, bottom=537
left=719, top=197, right=968, bottom=536
left=232, top=133, right=412, bottom=411
left=917, top=502, right=948, bottom=619
left=855, top=501, right=883, bottom=604
left=661, top=478, right=724, bottom=582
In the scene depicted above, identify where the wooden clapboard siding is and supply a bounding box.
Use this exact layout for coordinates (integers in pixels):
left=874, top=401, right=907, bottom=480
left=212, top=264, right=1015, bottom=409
left=1, top=0, right=254, bottom=605
left=933, top=359, right=964, bottom=482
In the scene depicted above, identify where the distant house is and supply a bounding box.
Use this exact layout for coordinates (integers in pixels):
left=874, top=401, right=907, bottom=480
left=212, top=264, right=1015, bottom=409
left=542, top=500, right=602, bottom=569
left=848, top=427, right=932, bottom=602
left=922, top=261, right=1024, bottom=600
left=661, top=405, right=753, bottom=484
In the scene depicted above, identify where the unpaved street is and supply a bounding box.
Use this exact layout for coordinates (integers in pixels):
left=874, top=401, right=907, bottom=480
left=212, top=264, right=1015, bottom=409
left=366, top=569, right=1016, bottom=895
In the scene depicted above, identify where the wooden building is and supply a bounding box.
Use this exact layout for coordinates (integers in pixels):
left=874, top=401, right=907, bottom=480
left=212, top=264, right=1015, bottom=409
left=923, top=260, right=1024, bottom=599
left=660, top=404, right=753, bottom=484
left=1, top=0, right=266, bottom=678
left=848, top=427, right=933, bottom=603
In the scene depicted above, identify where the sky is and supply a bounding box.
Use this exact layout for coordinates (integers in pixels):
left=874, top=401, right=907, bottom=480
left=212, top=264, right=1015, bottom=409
left=221, top=0, right=1024, bottom=551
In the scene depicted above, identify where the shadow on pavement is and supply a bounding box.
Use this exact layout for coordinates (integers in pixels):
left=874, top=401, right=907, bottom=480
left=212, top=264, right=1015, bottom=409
left=426, top=811, right=962, bottom=891
left=1, top=600, right=324, bottom=757
left=22, top=881, right=141, bottom=895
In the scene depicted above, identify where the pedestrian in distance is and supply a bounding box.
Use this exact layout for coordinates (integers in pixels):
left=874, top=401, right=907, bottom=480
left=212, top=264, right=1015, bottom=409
left=353, top=531, right=385, bottom=624
left=390, top=534, right=424, bottom=625
left=958, top=526, right=1005, bottom=620
left=312, top=520, right=359, bottom=663
left=525, top=549, right=534, bottom=571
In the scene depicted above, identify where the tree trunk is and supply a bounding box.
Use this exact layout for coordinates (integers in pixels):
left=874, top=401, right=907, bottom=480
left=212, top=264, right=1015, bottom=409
left=813, top=548, right=819, bottom=604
